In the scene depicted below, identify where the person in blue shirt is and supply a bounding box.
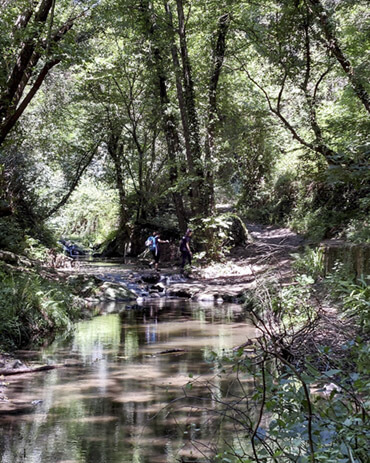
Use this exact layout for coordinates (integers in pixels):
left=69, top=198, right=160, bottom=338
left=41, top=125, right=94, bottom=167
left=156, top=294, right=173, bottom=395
left=149, top=231, right=169, bottom=270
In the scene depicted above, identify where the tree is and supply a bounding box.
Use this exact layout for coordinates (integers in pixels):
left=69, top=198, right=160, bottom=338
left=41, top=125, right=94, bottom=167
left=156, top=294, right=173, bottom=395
left=306, top=0, right=370, bottom=115
left=0, top=0, right=94, bottom=146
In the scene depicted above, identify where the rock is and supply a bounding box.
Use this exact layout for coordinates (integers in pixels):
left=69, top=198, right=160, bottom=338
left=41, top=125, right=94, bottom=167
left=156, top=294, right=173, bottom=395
left=225, top=213, right=251, bottom=246
left=141, top=272, right=161, bottom=284
left=100, top=282, right=137, bottom=301
left=193, top=292, right=216, bottom=302
left=150, top=292, right=161, bottom=298
left=12, top=360, right=23, bottom=369
left=151, top=283, right=165, bottom=292
left=167, top=288, right=192, bottom=298
left=31, top=400, right=43, bottom=406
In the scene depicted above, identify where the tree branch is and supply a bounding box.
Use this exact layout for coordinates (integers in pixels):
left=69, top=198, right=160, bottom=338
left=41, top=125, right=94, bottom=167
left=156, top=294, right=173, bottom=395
left=43, top=141, right=101, bottom=219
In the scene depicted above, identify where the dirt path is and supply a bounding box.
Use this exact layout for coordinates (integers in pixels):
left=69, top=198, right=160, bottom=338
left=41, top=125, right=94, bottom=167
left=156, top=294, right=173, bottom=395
left=166, top=222, right=305, bottom=301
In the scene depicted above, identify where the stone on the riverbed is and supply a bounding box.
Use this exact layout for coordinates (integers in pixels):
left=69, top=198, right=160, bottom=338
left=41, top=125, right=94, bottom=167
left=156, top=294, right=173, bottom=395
left=151, top=283, right=165, bottom=292
left=194, top=292, right=217, bottom=302
left=167, top=288, right=193, bottom=298
left=141, top=272, right=161, bottom=284
left=11, top=360, right=23, bottom=369
left=100, top=282, right=137, bottom=301
left=150, top=292, right=161, bottom=298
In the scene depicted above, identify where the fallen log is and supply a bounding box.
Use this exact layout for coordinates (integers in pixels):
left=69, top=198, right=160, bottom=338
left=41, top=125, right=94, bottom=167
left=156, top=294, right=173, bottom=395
left=0, top=365, right=58, bottom=376
left=232, top=339, right=253, bottom=351
left=156, top=349, right=186, bottom=355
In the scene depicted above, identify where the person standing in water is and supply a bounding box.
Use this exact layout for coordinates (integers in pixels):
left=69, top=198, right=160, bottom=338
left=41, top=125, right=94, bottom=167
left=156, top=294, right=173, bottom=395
left=180, top=228, right=193, bottom=271
left=151, top=231, right=169, bottom=270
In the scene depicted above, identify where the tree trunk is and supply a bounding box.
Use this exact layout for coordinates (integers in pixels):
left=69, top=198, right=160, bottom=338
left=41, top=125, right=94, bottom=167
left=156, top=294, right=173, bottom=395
left=176, top=0, right=207, bottom=216
left=108, top=134, right=130, bottom=259
left=164, top=2, right=198, bottom=212
left=155, top=50, right=188, bottom=232
left=142, top=1, right=188, bottom=232
left=205, top=12, right=230, bottom=213
left=0, top=0, right=53, bottom=126
left=0, top=0, right=77, bottom=146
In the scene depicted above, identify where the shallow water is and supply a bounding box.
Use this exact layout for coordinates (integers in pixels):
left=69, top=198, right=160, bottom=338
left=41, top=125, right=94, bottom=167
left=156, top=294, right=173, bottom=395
left=0, top=299, right=255, bottom=463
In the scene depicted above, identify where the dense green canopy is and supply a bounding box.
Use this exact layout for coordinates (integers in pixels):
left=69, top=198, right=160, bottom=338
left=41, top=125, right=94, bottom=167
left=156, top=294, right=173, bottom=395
left=0, top=0, right=369, bottom=251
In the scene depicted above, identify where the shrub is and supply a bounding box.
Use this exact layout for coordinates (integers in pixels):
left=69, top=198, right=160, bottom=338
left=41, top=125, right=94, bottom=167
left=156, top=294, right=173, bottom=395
left=0, top=265, right=81, bottom=350
left=292, top=246, right=325, bottom=282
left=190, top=213, right=249, bottom=262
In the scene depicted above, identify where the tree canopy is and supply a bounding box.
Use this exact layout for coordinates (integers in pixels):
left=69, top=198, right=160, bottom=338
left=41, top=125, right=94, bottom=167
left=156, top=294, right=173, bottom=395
left=0, top=0, right=369, bottom=250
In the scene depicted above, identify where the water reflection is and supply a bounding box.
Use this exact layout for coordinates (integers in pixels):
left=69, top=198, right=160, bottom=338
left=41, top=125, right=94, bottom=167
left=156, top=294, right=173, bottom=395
left=0, top=300, right=255, bottom=463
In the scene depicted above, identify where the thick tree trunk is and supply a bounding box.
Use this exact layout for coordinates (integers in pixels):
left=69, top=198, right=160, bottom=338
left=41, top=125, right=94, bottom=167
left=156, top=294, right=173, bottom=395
left=108, top=134, right=131, bottom=259
left=142, top=2, right=188, bottom=232
left=154, top=51, right=188, bottom=232
left=176, top=0, right=207, bottom=216
left=164, top=2, right=198, bottom=212
left=205, top=12, right=230, bottom=213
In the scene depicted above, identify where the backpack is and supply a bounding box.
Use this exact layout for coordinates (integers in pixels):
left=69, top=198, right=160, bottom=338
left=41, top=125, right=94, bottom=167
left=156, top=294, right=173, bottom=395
left=179, top=236, right=187, bottom=252
left=145, top=236, right=155, bottom=250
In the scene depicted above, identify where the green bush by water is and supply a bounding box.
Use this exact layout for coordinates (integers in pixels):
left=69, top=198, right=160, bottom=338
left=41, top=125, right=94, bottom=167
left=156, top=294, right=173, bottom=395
left=0, top=264, right=81, bottom=350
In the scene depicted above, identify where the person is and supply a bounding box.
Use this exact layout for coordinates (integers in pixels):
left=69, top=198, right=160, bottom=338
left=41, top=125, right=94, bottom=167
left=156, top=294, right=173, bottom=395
left=180, top=228, right=192, bottom=271
left=150, top=231, right=169, bottom=270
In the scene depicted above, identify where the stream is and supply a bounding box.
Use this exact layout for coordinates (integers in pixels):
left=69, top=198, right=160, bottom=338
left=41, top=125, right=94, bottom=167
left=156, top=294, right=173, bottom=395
left=0, top=298, right=255, bottom=463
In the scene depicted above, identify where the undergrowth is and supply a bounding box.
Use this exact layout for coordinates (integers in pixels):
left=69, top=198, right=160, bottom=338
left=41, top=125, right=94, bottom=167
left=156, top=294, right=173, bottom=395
left=195, top=248, right=370, bottom=462
left=0, top=263, right=82, bottom=350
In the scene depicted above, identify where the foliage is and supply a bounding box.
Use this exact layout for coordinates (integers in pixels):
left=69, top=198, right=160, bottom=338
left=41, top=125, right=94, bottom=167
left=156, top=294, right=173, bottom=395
left=188, top=278, right=369, bottom=462
left=219, top=342, right=370, bottom=463
left=0, top=0, right=368, bottom=250
left=341, top=218, right=370, bottom=244
left=47, top=179, right=119, bottom=247
left=0, top=216, right=26, bottom=254
left=292, top=247, right=325, bottom=282
left=0, top=263, right=81, bottom=351
left=327, top=265, right=370, bottom=334
left=23, top=236, right=51, bottom=261
left=190, top=213, right=248, bottom=262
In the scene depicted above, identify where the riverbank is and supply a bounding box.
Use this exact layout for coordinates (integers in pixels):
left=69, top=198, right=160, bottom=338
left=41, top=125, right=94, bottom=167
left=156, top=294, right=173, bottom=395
left=1, top=223, right=368, bottom=462
left=70, top=223, right=304, bottom=303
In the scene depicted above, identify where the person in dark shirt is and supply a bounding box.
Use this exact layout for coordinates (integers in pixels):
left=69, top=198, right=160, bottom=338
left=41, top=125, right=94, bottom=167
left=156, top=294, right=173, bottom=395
left=180, top=228, right=193, bottom=271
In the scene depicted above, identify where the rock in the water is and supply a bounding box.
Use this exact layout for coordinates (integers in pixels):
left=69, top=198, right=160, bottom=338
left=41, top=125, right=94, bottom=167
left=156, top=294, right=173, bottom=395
left=194, top=292, right=216, bottom=301
left=12, top=360, right=23, bottom=369
left=150, top=292, right=161, bottom=298
left=141, top=272, right=161, bottom=284
left=100, top=282, right=137, bottom=301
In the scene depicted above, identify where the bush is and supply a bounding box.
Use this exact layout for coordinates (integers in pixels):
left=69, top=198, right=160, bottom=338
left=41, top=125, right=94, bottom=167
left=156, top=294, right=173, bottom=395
left=0, top=264, right=81, bottom=350
left=0, top=216, right=26, bottom=254
left=327, top=266, right=370, bottom=334
left=199, top=279, right=370, bottom=463
left=190, top=213, right=249, bottom=262
left=292, top=246, right=325, bottom=282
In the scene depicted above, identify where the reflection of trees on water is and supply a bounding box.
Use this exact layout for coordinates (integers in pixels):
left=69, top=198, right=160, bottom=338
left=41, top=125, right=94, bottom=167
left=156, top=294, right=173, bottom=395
left=73, top=315, right=121, bottom=362
left=0, top=302, right=254, bottom=463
